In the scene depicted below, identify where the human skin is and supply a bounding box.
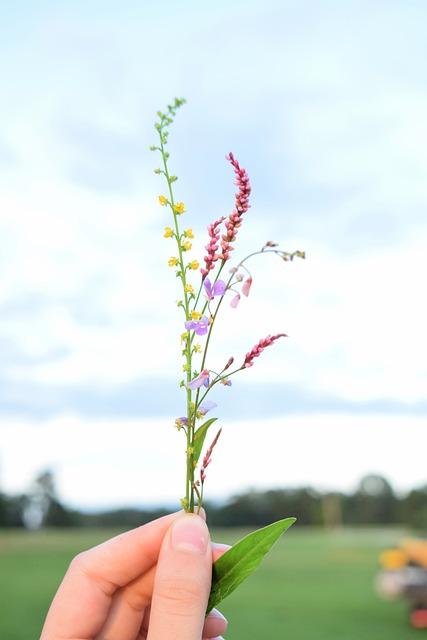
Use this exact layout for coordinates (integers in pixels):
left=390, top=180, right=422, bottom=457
left=40, top=511, right=228, bottom=640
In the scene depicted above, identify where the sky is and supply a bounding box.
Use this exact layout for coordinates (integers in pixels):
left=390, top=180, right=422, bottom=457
left=0, top=0, right=426, bottom=510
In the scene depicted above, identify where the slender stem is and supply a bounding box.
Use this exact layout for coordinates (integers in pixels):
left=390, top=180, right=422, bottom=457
left=196, top=367, right=243, bottom=406
left=158, top=126, right=195, bottom=511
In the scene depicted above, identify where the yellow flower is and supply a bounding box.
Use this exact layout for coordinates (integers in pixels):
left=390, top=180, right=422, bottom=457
left=188, top=260, right=199, bottom=270
left=158, top=195, right=168, bottom=206
left=174, top=201, right=186, bottom=214
left=191, top=311, right=202, bottom=320
left=163, top=226, right=174, bottom=238
left=181, top=240, right=192, bottom=251
left=168, top=257, right=179, bottom=267
left=182, top=363, right=190, bottom=372
left=184, top=228, right=194, bottom=238
left=185, top=284, right=194, bottom=294
left=194, top=343, right=202, bottom=353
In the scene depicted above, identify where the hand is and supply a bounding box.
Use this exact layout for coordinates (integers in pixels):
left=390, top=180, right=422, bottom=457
left=41, top=511, right=228, bottom=640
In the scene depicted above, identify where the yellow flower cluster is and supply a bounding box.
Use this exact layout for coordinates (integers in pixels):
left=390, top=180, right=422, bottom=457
left=181, top=240, right=192, bottom=251
left=168, top=257, right=179, bottom=267
left=191, top=311, right=201, bottom=320
left=188, top=260, right=199, bottom=270
left=193, top=343, right=202, bottom=353
left=163, top=226, right=174, bottom=238
left=184, top=228, right=194, bottom=238
left=173, top=202, right=185, bottom=214
left=185, top=284, right=194, bottom=294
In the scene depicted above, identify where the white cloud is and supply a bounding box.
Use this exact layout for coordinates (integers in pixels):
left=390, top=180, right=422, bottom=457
left=0, top=413, right=424, bottom=508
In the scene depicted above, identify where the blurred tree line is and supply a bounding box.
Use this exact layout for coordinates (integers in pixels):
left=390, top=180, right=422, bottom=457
left=0, top=472, right=426, bottom=530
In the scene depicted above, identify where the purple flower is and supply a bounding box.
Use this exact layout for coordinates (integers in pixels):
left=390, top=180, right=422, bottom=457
left=187, top=369, right=210, bottom=390
left=175, top=416, right=188, bottom=429
left=204, top=278, right=227, bottom=301
left=185, top=316, right=210, bottom=335
left=198, top=400, right=217, bottom=416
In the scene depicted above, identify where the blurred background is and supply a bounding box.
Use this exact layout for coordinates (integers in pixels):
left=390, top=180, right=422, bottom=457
left=0, top=1, right=426, bottom=638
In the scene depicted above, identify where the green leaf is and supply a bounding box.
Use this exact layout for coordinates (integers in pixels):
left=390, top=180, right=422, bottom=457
left=207, top=517, right=296, bottom=613
left=193, top=417, right=217, bottom=464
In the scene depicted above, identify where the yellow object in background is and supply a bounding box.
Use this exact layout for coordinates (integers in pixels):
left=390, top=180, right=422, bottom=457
left=401, top=539, right=427, bottom=569
left=379, top=549, right=407, bottom=570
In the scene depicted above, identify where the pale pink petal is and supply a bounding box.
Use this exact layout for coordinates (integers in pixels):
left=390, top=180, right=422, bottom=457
left=242, top=277, right=252, bottom=297
left=230, top=293, right=240, bottom=308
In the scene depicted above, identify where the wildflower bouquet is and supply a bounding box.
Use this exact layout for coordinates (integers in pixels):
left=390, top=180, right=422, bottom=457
left=151, top=98, right=305, bottom=613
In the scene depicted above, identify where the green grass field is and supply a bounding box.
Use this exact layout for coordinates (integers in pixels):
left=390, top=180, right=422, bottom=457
left=0, top=526, right=419, bottom=639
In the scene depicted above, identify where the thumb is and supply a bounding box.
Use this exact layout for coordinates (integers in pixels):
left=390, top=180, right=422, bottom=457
left=147, top=513, right=212, bottom=640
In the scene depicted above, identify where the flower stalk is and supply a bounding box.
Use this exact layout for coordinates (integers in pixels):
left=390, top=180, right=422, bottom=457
left=151, top=98, right=305, bottom=512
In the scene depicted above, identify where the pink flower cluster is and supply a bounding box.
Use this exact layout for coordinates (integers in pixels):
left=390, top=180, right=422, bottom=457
left=221, top=152, right=251, bottom=261
left=201, top=153, right=251, bottom=276
left=201, top=215, right=225, bottom=279
left=243, top=333, right=287, bottom=368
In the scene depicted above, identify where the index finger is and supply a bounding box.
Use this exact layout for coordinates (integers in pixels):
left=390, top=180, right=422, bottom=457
left=41, top=511, right=182, bottom=640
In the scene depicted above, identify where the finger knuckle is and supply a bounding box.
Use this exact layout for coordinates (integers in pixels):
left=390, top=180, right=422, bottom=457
left=156, top=576, right=206, bottom=616
left=68, top=550, right=88, bottom=572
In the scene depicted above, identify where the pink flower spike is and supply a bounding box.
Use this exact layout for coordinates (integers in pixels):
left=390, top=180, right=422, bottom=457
left=230, top=293, right=240, bottom=308
left=220, top=152, right=251, bottom=262
left=243, top=333, right=287, bottom=368
left=201, top=216, right=225, bottom=279
left=242, top=277, right=252, bottom=297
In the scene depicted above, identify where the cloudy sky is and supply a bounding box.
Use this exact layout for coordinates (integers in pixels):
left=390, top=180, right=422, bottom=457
left=0, top=0, right=426, bottom=509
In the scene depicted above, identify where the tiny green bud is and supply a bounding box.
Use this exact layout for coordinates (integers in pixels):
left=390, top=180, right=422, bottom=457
left=154, top=168, right=161, bottom=174
left=169, top=175, right=178, bottom=183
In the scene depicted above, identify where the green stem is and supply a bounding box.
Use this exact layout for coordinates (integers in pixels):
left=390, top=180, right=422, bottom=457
left=158, top=127, right=195, bottom=511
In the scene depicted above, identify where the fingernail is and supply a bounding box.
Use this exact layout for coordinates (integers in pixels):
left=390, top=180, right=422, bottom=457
left=210, top=608, right=227, bottom=622
left=212, top=542, right=231, bottom=553
left=171, top=514, right=209, bottom=554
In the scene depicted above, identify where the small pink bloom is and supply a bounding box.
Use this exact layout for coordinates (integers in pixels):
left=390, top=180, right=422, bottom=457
left=242, top=277, right=252, bottom=297
left=224, top=356, right=234, bottom=370
left=243, top=333, right=287, bottom=368
left=230, top=293, right=240, bottom=308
